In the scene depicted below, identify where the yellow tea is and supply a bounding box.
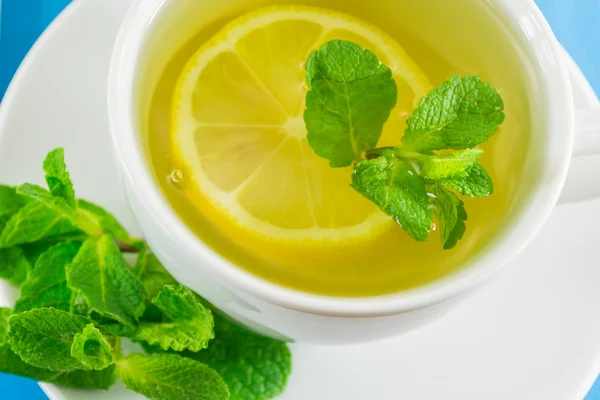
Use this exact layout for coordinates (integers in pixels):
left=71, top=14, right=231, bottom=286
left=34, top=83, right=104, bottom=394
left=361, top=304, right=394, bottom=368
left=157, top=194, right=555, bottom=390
left=142, top=0, right=533, bottom=297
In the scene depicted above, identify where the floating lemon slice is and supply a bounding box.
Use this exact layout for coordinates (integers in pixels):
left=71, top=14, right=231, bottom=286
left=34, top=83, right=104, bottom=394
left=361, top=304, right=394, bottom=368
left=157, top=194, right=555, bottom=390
left=170, top=5, right=432, bottom=256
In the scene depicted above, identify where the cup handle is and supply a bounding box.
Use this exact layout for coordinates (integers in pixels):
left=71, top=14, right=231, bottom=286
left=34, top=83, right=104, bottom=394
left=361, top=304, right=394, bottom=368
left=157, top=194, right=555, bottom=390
left=558, top=106, right=600, bottom=204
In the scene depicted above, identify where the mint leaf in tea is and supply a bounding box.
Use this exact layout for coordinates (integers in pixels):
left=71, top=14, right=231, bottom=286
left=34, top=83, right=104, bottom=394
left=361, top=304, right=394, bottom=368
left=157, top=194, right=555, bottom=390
left=304, top=40, right=398, bottom=167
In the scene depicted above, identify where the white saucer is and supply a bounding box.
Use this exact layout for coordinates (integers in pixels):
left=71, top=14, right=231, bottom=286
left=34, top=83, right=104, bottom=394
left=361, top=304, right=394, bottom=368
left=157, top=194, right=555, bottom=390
left=1, top=0, right=599, bottom=399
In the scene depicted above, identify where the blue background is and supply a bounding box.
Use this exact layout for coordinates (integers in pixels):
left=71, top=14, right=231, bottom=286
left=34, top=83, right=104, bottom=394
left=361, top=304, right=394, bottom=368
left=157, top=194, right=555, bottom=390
left=0, top=0, right=599, bottom=398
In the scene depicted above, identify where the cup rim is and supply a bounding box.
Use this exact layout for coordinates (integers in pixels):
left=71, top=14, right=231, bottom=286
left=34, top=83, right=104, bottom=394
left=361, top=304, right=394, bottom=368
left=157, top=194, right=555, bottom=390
left=108, top=0, right=573, bottom=317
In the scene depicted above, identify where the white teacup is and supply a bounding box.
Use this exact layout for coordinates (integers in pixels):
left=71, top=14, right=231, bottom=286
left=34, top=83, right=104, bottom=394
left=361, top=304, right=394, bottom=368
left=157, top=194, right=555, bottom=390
left=108, top=0, right=600, bottom=344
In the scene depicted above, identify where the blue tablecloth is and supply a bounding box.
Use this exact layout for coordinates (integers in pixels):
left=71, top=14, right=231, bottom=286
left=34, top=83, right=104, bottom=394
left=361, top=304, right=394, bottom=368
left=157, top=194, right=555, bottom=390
left=0, top=0, right=599, bottom=398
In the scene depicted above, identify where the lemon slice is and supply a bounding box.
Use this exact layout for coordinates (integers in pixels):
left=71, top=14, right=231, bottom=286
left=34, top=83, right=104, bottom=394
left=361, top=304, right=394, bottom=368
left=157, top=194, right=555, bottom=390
left=170, top=6, right=432, bottom=256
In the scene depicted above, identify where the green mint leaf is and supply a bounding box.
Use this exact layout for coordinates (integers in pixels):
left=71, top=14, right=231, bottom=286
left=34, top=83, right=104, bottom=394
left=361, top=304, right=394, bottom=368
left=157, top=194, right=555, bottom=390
left=7, top=308, right=96, bottom=371
left=431, top=184, right=468, bottom=249
left=77, top=199, right=132, bottom=242
left=43, top=148, right=76, bottom=208
left=65, top=236, right=145, bottom=326
left=304, top=39, right=398, bottom=167
left=0, top=201, right=79, bottom=248
left=116, top=353, right=229, bottom=400
left=133, top=285, right=214, bottom=352
left=0, top=185, right=30, bottom=218
left=0, top=186, right=30, bottom=236
left=351, top=150, right=432, bottom=241
left=14, top=241, right=80, bottom=313
left=134, top=244, right=177, bottom=302
left=18, top=183, right=103, bottom=238
left=17, top=183, right=73, bottom=207
left=0, top=308, right=116, bottom=389
left=402, top=76, right=504, bottom=152
left=421, top=148, right=483, bottom=180
left=0, top=307, right=11, bottom=344
left=0, top=247, right=31, bottom=285
left=185, top=314, right=292, bottom=400
left=440, top=162, right=493, bottom=197
left=71, top=324, right=113, bottom=370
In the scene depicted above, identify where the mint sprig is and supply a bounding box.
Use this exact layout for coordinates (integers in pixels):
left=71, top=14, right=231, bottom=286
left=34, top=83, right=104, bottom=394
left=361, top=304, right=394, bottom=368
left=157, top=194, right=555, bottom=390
left=305, top=40, right=504, bottom=249
left=0, top=148, right=292, bottom=399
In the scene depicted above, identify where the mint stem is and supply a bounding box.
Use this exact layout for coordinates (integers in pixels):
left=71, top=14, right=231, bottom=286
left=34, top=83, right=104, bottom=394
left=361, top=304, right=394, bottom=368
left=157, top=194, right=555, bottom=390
left=112, top=337, right=123, bottom=360
left=365, top=146, right=423, bottom=161
left=115, top=239, right=141, bottom=254
left=74, top=210, right=105, bottom=239
left=365, top=146, right=394, bottom=159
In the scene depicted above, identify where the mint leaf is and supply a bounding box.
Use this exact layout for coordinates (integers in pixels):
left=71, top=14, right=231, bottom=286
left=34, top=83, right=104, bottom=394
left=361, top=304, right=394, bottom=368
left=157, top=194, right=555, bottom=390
left=0, top=186, right=30, bottom=240
left=440, top=163, right=493, bottom=197
left=186, top=315, right=292, bottom=400
left=421, top=148, right=483, bottom=180
left=0, top=185, right=30, bottom=217
left=65, top=236, right=144, bottom=326
left=8, top=308, right=96, bottom=371
left=77, top=199, right=132, bottom=242
left=116, top=353, right=229, bottom=400
left=431, top=184, right=467, bottom=249
left=402, top=76, right=504, bottom=151
left=43, top=148, right=76, bottom=208
left=0, top=201, right=79, bottom=248
left=351, top=150, right=432, bottom=241
left=304, top=40, right=397, bottom=167
left=18, top=183, right=103, bottom=238
left=18, top=183, right=73, bottom=207
left=0, top=308, right=116, bottom=389
left=134, top=244, right=177, bottom=302
left=14, top=241, right=80, bottom=312
left=0, top=307, right=11, bottom=344
left=133, top=285, right=214, bottom=352
left=0, top=247, right=31, bottom=285
left=71, top=324, right=113, bottom=370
